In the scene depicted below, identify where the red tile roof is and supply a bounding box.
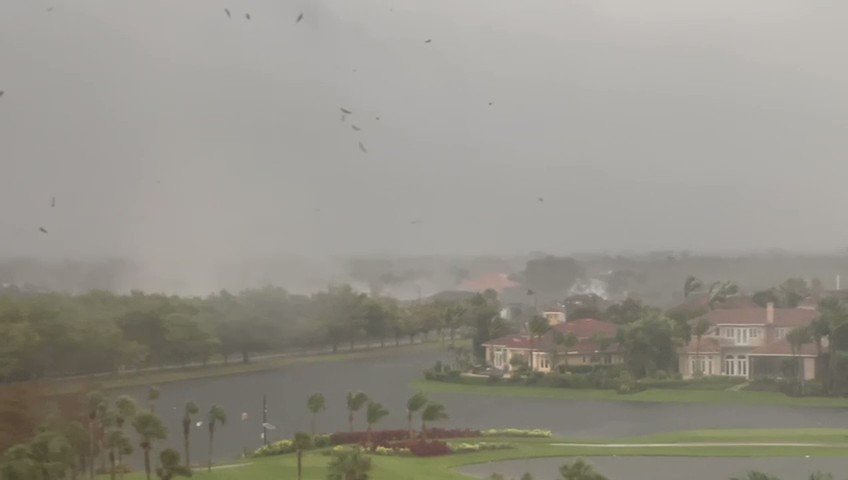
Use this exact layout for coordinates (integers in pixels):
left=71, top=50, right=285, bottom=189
left=697, top=308, right=817, bottom=327
left=749, top=339, right=819, bottom=357
left=551, top=318, right=618, bottom=339
left=481, top=334, right=535, bottom=349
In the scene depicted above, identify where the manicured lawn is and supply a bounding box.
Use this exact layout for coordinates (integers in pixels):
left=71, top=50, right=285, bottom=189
left=413, top=380, right=848, bottom=408
left=107, top=429, right=848, bottom=480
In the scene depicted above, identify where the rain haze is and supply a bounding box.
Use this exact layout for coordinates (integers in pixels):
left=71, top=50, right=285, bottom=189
left=2, top=0, right=848, bottom=293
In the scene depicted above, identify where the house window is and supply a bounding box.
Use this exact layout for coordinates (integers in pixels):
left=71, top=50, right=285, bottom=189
left=725, top=355, right=735, bottom=376
left=750, top=328, right=759, bottom=338
left=494, top=349, right=507, bottom=368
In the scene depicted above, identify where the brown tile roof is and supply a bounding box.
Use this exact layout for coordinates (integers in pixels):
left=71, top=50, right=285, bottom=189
left=750, top=339, right=819, bottom=357
left=680, top=336, right=732, bottom=354
left=551, top=318, right=618, bottom=339
left=697, top=307, right=818, bottom=327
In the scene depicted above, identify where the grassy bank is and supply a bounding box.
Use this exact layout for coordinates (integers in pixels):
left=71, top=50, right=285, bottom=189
left=46, top=342, right=443, bottom=394
left=106, top=429, right=848, bottom=480
left=412, top=379, right=848, bottom=408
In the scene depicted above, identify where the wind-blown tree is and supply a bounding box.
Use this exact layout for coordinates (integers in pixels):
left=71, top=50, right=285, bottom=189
left=467, top=290, right=505, bottom=360
left=365, top=402, right=388, bottom=447
left=326, top=450, right=371, bottom=480
left=155, top=448, right=191, bottom=480
left=29, top=429, right=76, bottom=480
left=443, top=303, right=467, bottom=346
left=405, top=392, right=428, bottom=439
left=528, top=316, right=550, bottom=346
left=559, top=458, right=608, bottom=480
left=206, top=405, right=227, bottom=472
left=292, top=432, right=312, bottom=480
left=146, top=386, right=159, bottom=413
left=307, top=393, right=326, bottom=436
left=692, top=318, right=712, bottom=377
left=683, top=275, right=704, bottom=299
left=420, top=402, right=447, bottom=440
left=345, top=392, right=369, bottom=432
left=132, top=412, right=167, bottom=480
left=808, top=316, right=830, bottom=360
left=619, top=311, right=678, bottom=378
left=707, top=281, right=739, bottom=310
left=181, top=401, right=199, bottom=469
left=787, top=327, right=812, bottom=391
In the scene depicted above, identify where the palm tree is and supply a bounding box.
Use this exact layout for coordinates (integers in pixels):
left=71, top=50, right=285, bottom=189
left=684, top=275, right=703, bottom=298
left=132, top=412, right=168, bottom=480
left=206, top=405, right=227, bottom=472
left=528, top=316, right=550, bottom=344
left=559, top=458, right=608, bottom=480
left=692, top=318, right=712, bottom=377
left=786, top=326, right=811, bottom=392
left=181, top=401, right=199, bottom=469
left=345, top=392, right=369, bottom=432
left=420, top=402, right=447, bottom=440
left=86, top=390, right=105, bottom=480
left=307, top=393, right=326, bottom=436
left=113, top=395, right=136, bottom=480
left=365, top=401, right=389, bottom=447
left=405, top=392, right=428, bottom=439
left=327, top=450, right=371, bottom=480
left=707, top=281, right=739, bottom=310
left=808, top=316, right=830, bottom=360
left=104, top=430, right=131, bottom=480
left=819, top=297, right=847, bottom=394
left=559, top=332, right=578, bottom=370
left=730, top=472, right=781, bottom=480
left=292, top=431, right=312, bottom=480
left=147, top=386, right=160, bottom=413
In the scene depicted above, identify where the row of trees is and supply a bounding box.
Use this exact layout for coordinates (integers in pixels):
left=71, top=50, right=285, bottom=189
left=0, top=285, right=504, bottom=382
left=0, top=386, right=228, bottom=480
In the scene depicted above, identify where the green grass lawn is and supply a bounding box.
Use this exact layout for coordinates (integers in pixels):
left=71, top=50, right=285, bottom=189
left=413, top=380, right=848, bottom=408
left=108, top=429, right=848, bottom=480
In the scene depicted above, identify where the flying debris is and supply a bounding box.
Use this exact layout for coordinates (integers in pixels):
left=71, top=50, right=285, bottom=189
left=224, top=8, right=231, bottom=18
left=341, top=114, right=346, bottom=122
left=0, top=91, right=4, bottom=98
left=527, top=289, right=535, bottom=296
left=38, top=227, right=48, bottom=234
left=375, top=116, right=380, bottom=121
left=411, top=219, right=420, bottom=225
left=195, top=421, right=203, bottom=427
left=340, top=107, right=352, bottom=115
left=424, top=39, right=432, bottom=43
left=262, top=422, right=277, bottom=430
left=47, top=6, right=54, bottom=11
left=245, top=13, right=251, bottom=20
left=537, top=197, right=544, bottom=202
left=50, top=197, right=55, bottom=207
left=296, top=13, right=303, bottom=23
left=489, top=102, right=493, bottom=106
left=351, top=125, right=361, bottom=131
left=241, top=412, right=249, bottom=421
left=358, top=142, right=367, bottom=153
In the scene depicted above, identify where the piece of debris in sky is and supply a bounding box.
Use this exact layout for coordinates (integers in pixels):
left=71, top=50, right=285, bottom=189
left=224, top=8, right=231, bottom=18
left=537, top=197, right=544, bottom=202
left=424, top=39, right=432, bottom=43
left=358, top=142, right=367, bottom=153
left=0, top=91, right=4, bottom=97
left=351, top=125, right=361, bottom=131
left=341, top=114, right=346, bottom=122
left=51, top=197, right=55, bottom=207
left=489, top=102, right=493, bottom=106
left=245, top=13, right=251, bottom=20
left=527, top=289, right=535, bottom=295
left=375, top=116, right=380, bottom=120
left=47, top=6, right=54, bottom=11
left=340, top=107, right=352, bottom=114
left=38, top=227, right=48, bottom=234
left=296, top=13, right=303, bottom=23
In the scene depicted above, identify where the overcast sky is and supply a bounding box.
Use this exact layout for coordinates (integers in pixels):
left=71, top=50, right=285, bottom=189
left=2, top=0, right=848, bottom=271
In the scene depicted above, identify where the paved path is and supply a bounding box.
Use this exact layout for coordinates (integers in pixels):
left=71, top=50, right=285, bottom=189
left=550, top=442, right=847, bottom=448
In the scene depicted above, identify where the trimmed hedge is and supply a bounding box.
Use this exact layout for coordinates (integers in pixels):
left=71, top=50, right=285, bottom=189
left=329, top=428, right=481, bottom=447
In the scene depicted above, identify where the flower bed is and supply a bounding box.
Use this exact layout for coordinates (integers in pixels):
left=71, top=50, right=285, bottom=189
left=329, top=428, right=480, bottom=446
left=449, top=442, right=513, bottom=453
left=481, top=428, right=552, bottom=438
left=251, top=434, right=331, bottom=457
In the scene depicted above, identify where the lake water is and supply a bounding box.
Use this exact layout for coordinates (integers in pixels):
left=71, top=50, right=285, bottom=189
left=121, top=348, right=848, bottom=465
left=458, top=456, right=848, bottom=480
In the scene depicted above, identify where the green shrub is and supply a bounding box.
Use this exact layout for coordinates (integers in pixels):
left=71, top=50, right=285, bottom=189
left=481, top=428, right=552, bottom=438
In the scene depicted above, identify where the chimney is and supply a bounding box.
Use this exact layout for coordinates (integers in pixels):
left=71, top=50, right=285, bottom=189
left=766, top=302, right=774, bottom=324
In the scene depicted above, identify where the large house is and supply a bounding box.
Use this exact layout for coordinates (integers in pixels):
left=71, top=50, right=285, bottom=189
left=483, top=316, right=623, bottom=373
left=679, top=302, right=820, bottom=380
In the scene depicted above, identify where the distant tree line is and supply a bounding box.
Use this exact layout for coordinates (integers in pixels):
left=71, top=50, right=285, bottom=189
left=0, top=285, right=504, bottom=382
